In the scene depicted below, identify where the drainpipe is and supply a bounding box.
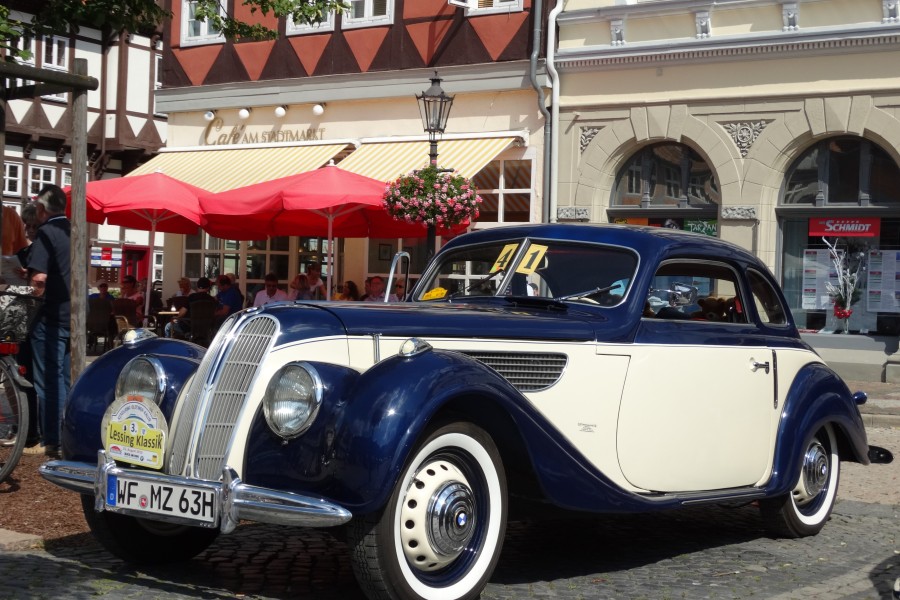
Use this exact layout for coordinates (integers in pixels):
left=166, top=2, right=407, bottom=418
left=528, top=0, right=551, bottom=223
left=546, top=0, right=565, bottom=223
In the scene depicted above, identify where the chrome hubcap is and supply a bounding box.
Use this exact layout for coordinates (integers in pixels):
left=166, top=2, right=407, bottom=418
left=797, top=440, right=829, bottom=504
left=399, top=459, right=475, bottom=571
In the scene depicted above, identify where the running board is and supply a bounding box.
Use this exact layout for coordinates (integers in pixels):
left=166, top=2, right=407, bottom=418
left=641, top=487, right=767, bottom=506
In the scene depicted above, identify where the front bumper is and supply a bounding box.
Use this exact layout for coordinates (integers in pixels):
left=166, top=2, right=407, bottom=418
left=39, top=450, right=353, bottom=534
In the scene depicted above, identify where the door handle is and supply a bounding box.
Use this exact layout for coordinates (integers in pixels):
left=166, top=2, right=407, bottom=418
left=751, top=360, right=770, bottom=374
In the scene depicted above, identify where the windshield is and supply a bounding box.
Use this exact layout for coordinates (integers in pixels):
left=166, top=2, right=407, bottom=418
left=414, top=238, right=639, bottom=306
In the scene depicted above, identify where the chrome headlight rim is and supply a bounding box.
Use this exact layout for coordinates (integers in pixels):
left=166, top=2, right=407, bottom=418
left=263, top=361, right=324, bottom=440
left=114, top=355, right=167, bottom=406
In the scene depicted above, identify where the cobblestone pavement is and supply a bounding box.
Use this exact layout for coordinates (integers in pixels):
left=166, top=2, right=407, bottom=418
left=1, top=428, right=898, bottom=600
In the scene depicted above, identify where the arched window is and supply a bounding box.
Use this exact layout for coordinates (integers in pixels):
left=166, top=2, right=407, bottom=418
left=783, top=137, right=900, bottom=206
left=613, top=143, right=718, bottom=208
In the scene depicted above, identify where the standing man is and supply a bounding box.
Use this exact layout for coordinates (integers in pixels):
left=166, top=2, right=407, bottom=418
left=26, top=184, right=70, bottom=460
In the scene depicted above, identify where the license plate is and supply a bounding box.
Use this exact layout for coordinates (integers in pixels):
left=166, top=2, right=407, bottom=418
left=106, top=474, right=217, bottom=524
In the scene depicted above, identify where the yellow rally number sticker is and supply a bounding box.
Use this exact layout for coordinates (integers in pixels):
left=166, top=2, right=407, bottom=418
left=102, top=396, right=168, bottom=470
left=515, top=244, right=548, bottom=275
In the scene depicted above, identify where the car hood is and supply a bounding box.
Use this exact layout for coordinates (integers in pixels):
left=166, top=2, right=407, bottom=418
left=263, top=300, right=607, bottom=345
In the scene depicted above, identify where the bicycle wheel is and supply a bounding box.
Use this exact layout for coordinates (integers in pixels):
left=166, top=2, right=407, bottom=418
left=0, top=359, right=29, bottom=483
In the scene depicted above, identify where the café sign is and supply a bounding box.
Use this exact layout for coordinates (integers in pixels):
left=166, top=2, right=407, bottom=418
left=808, top=217, right=880, bottom=237
left=203, top=118, right=325, bottom=146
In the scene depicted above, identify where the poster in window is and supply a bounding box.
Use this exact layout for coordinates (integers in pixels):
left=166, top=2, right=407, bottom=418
left=801, top=249, right=838, bottom=310
left=866, top=250, right=900, bottom=313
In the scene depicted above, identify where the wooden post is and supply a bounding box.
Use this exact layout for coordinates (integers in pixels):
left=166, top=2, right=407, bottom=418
left=70, top=58, right=88, bottom=378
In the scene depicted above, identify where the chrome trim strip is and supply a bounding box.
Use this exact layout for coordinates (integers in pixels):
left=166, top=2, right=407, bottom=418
left=40, top=452, right=353, bottom=533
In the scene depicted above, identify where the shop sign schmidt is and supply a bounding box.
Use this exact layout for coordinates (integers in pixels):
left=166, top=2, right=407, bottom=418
left=203, top=118, right=325, bottom=145
left=808, top=217, right=881, bottom=237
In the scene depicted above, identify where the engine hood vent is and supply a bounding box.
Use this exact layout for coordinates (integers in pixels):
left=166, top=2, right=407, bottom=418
left=458, top=351, right=567, bottom=392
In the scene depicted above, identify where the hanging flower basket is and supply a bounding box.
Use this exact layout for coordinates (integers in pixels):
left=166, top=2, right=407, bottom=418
left=383, top=163, right=482, bottom=229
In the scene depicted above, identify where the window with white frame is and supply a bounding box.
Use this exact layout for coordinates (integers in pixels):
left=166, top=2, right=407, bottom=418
left=343, top=0, right=392, bottom=29
left=13, top=36, right=34, bottom=88
left=287, top=2, right=335, bottom=34
left=43, top=36, right=68, bottom=70
left=467, top=0, right=523, bottom=15
left=472, top=157, right=533, bottom=223
left=154, top=53, right=164, bottom=115
left=29, top=166, right=55, bottom=196
left=4, top=163, right=23, bottom=196
left=181, top=0, right=224, bottom=46
left=61, top=169, right=72, bottom=188
left=41, top=36, right=69, bottom=101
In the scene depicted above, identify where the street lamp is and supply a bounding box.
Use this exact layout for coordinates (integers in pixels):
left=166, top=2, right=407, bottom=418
left=416, top=71, right=454, bottom=165
left=416, top=72, right=454, bottom=258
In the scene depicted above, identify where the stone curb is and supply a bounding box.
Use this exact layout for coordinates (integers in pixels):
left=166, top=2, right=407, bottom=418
left=0, top=528, right=43, bottom=551
left=861, top=413, right=900, bottom=430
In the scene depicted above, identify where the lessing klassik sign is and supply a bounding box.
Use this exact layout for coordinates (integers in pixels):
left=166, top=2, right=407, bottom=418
left=203, top=119, right=325, bottom=145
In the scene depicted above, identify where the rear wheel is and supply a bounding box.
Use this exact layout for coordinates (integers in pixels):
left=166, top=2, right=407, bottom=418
left=761, top=423, right=840, bottom=538
left=81, top=495, right=219, bottom=563
left=0, top=360, right=28, bottom=483
left=347, top=422, right=507, bottom=600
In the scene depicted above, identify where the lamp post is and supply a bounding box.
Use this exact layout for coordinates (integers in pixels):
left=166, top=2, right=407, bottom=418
left=416, top=71, right=454, bottom=257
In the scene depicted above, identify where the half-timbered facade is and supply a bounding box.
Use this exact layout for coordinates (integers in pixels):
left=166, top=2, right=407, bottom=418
left=150, top=0, right=550, bottom=300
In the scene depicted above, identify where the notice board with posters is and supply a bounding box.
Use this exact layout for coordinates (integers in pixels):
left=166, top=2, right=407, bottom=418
left=801, top=249, right=838, bottom=310
left=866, top=250, right=900, bottom=313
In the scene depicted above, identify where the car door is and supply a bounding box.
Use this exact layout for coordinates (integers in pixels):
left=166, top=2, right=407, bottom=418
left=617, top=260, right=776, bottom=493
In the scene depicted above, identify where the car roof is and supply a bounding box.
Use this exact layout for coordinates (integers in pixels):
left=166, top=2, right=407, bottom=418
left=444, top=223, right=761, bottom=266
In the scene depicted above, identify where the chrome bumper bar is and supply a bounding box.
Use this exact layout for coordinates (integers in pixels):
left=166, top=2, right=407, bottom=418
left=39, top=450, right=352, bottom=534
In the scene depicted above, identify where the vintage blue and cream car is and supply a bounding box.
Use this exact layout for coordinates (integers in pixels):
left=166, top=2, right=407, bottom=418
left=42, top=224, right=873, bottom=600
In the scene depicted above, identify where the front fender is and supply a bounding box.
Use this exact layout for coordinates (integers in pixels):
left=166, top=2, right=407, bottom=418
left=241, top=351, right=520, bottom=511
left=766, top=362, right=869, bottom=496
left=332, top=349, right=523, bottom=513
left=62, top=338, right=204, bottom=461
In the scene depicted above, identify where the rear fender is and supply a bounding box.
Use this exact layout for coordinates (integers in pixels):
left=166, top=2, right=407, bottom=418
left=62, top=338, right=203, bottom=461
left=766, top=362, right=869, bottom=496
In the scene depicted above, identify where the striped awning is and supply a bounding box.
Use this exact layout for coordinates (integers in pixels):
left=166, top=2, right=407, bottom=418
left=337, top=136, right=518, bottom=183
left=127, top=143, right=349, bottom=192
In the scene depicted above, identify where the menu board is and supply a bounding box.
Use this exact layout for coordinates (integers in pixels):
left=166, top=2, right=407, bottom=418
left=801, top=249, right=838, bottom=310
left=866, top=250, right=900, bottom=313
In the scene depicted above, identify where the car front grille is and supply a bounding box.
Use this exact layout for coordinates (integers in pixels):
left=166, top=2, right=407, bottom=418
left=167, top=314, right=277, bottom=479
left=458, top=351, right=567, bottom=392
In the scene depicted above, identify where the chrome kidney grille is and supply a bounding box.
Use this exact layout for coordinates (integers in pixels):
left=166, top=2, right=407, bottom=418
left=167, top=314, right=278, bottom=480
left=458, top=351, right=567, bottom=392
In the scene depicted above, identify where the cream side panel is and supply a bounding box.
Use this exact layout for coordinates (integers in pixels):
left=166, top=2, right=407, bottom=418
left=226, top=337, right=350, bottom=478
left=618, top=344, right=773, bottom=491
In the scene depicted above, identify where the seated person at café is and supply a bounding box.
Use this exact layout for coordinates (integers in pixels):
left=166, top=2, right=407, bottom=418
left=215, top=275, right=243, bottom=324
left=253, top=273, right=288, bottom=307
left=164, top=277, right=218, bottom=338
left=119, top=275, right=144, bottom=323
left=89, top=281, right=114, bottom=306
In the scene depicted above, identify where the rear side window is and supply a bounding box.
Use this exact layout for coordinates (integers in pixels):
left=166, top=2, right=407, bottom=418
left=748, top=269, right=788, bottom=325
left=646, top=261, right=747, bottom=323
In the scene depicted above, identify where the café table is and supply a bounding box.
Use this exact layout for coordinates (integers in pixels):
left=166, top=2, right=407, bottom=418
left=155, top=310, right=179, bottom=337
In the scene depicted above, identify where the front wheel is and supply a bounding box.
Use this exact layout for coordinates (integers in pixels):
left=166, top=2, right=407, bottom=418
left=0, top=359, right=28, bottom=484
left=348, top=422, right=507, bottom=600
left=760, top=423, right=840, bottom=538
left=81, top=495, right=219, bottom=563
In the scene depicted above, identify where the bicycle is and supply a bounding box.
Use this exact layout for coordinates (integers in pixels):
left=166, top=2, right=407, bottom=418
left=0, top=289, right=42, bottom=484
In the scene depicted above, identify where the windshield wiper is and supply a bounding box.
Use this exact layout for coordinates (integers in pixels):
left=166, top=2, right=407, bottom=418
left=555, top=282, right=623, bottom=303
left=450, top=269, right=505, bottom=298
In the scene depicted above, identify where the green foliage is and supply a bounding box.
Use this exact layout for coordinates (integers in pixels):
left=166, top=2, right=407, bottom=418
left=0, top=1, right=348, bottom=60
left=193, top=0, right=349, bottom=40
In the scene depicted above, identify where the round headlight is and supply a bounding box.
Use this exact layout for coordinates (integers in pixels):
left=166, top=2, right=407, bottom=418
left=263, top=362, right=323, bottom=439
left=115, top=356, right=166, bottom=405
